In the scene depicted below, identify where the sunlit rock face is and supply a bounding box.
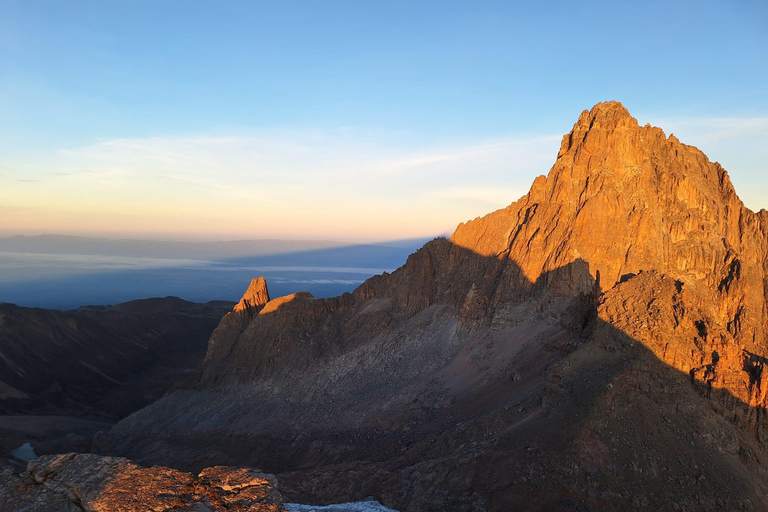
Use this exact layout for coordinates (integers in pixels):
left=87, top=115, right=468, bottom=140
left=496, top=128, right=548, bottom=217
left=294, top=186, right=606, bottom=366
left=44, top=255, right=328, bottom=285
left=235, top=277, right=271, bottom=313
left=98, top=103, right=768, bottom=511
left=452, top=101, right=767, bottom=346
left=0, top=453, right=285, bottom=512
left=452, top=101, right=768, bottom=440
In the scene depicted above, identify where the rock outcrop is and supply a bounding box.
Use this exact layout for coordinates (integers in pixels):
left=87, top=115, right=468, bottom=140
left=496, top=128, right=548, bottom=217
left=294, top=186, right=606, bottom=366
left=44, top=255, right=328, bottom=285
left=96, top=102, right=768, bottom=511
left=0, top=453, right=285, bottom=512
left=235, top=277, right=271, bottom=313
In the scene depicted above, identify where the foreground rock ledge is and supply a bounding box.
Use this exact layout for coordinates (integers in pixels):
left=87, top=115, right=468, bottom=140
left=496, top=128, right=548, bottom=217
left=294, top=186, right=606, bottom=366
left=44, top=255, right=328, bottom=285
left=0, top=453, right=286, bottom=512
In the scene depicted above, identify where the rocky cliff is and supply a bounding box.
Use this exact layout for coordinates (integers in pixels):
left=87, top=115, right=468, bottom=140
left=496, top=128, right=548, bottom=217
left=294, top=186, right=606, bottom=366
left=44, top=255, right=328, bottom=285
left=97, top=102, right=768, bottom=511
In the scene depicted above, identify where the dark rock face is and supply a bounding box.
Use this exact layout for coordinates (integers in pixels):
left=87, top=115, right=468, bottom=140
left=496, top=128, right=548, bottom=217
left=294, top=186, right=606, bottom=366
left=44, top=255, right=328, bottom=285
left=0, top=453, right=285, bottom=512
left=0, top=297, right=232, bottom=419
left=97, top=103, right=768, bottom=511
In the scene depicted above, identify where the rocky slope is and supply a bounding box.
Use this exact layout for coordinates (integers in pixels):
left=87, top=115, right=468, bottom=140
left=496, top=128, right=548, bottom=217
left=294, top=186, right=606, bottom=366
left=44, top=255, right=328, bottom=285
left=0, top=297, right=232, bottom=467
left=96, top=102, right=768, bottom=511
left=0, top=297, right=232, bottom=419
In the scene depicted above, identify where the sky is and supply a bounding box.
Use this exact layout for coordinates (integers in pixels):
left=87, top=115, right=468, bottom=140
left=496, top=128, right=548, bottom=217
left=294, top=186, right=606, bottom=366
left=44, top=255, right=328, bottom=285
left=1, top=0, right=766, bottom=242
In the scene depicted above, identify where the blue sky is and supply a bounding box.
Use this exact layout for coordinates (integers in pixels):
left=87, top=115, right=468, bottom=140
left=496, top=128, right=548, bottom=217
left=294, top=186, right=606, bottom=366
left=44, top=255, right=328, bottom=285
left=1, top=0, right=766, bottom=241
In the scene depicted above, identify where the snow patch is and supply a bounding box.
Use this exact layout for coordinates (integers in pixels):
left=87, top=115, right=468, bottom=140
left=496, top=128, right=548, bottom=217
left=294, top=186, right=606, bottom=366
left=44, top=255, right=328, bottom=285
left=285, top=499, right=398, bottom=512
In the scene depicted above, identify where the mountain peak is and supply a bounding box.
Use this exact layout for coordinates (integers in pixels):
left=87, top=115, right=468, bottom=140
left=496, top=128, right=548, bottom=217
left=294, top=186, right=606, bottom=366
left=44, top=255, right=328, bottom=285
left=557, top=100, right=641, bottom=160
left=587, top=99, right=630, bottom=116
left=453, top=101, right=762, bottom=305
left=234, top=277, right=270, bottom=313
left=577, top=100, right=633, bottom=127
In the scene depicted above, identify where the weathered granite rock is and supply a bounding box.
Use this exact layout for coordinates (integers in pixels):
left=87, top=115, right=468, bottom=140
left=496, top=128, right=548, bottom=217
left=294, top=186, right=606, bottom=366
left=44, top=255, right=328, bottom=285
left=0, top=453, right=285, bottom=512
left=0, top=465, right=80, bottom=512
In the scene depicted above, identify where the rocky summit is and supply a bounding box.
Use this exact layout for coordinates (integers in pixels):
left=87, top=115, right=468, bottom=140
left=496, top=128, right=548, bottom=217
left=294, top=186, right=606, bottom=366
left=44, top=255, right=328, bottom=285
left=83, top=102, right=768, bottom=510
left=235, top=277, right=272, bottom=313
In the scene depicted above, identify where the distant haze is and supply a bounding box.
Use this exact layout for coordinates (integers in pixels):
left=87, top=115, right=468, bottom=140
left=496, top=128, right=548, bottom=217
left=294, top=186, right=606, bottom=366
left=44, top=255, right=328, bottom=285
left=0, top=235, right=428, bottom=309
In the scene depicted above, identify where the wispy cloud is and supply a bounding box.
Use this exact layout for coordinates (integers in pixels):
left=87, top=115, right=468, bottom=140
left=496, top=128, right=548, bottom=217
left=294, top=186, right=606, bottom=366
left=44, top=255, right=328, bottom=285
left=655, top=116, right=768, bottom=142
left=0, top=129, right=561, bottom=240
left=2, top=118, right=765, bottom=239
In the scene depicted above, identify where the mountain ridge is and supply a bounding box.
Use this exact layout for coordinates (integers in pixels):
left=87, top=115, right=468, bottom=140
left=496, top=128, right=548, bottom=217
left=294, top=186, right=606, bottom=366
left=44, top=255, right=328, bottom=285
left=92, top=102, right=768, bottom=511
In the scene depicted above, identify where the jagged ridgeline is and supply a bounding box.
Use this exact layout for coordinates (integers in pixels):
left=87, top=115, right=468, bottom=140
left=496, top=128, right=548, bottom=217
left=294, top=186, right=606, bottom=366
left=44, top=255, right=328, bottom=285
left=92, top=102, right=768, bottom=511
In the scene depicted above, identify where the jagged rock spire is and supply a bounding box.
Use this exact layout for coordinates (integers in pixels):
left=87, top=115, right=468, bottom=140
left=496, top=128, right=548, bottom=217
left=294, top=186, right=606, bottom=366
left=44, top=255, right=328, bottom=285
left=234, top=277, right=270, bottom=313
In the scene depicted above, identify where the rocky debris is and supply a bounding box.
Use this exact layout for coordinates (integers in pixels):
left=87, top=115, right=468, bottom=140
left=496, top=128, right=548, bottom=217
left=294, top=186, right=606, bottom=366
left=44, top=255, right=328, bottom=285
left=0, top=453, right=285, bottom=512
left=0, top=297, right=233, bottom=468
left=96, top=103, right=768, bottom=511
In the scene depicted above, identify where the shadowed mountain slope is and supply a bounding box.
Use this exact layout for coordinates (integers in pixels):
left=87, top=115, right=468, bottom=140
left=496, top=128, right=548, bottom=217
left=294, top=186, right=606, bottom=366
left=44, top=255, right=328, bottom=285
left=0, top=297, right=233, bottom=419
left=95, top=102, right=768, bottom=511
